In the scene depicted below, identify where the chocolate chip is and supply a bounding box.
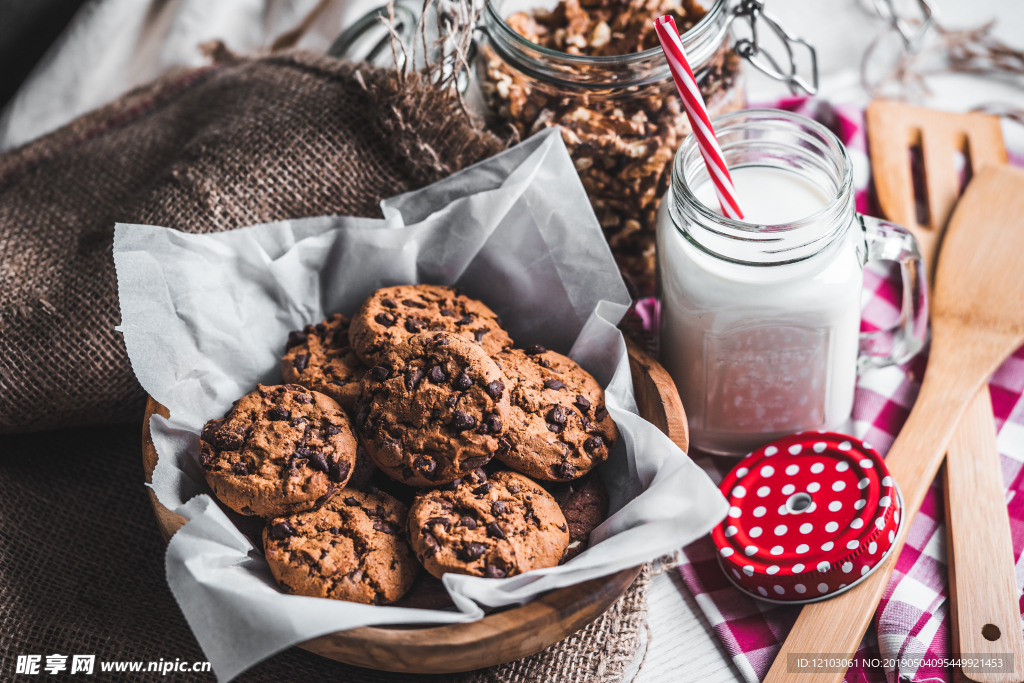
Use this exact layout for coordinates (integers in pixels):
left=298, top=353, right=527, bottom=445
left=497, top=438, right=512, bottom=456
left=269, top=522, right=294, bottom=540
left=525, top=345, right=547, bottom=355
left=470, top=468, right=488, bottom=484
left=487, top=522, right=506, bottom=540
left=431, top=408, right=443, bottom=419
left=575, top=395, right=591, bottom=411
left=460, top=455, right=492, bottom=470
left=472, top=483, right=492, bottom=496
left=369, top=365, right=390, bottom=381
left=405, top=367, right=425, bottom=391
left=374, top=312, right=397, bottom=327
left=285, top=330, right=307, bottom=349
left=507, top=485, right=520, bottom=494
left=329, top=379, right=347, bottom=388
left=427, top=517, right=451, bottom=531
left=328, top=460, right=350, bottom=483
left=584, top=437, right=604, bottom=452
left=456, top=315, right=474, bottom=326
left=432, top=333, right=451, bottom=345
left=474, top=329, right=487, bottom=343
left=556, top=462, right=578, bottom=478
left=459, top=516, right=477, bottom=530
left=547, top=406, right=566, bottom=425
left=294, top=393, right=312, bottom=404
left=458, top=543, right=486, bottom=561
left=446, top=394, right=458, bottom=408
left=454, top=372, right=472, bottom=391
left=440, top=478, right=463, bottom=491
left=558, top=523, right=568, bottom=532
left=214, top=428, right=245, bottom=451
left=441, top=308, right=457, bottom=317
left=402, top=298, right=427, bottom=309
left=422, top=532, right=439, bottom=555
left=486, top=381, right=505, bottom=400
left=366, top=505, right=386, bottom=518
left=595, top=408, right=608, bottom=422
left=537, top=358, right=552, bottom=368
left=414, top=457, right=437, bottom=476
left=405, top=318, right=426, bottom=333
left=544, top=379, right=566, bottom=391
left=307, top=452, right=329, bottom=473
left=344, top=497, right=360, bottom=506
left=373, top=520, right=398, bottom=535
left=491, top=501, right=506, bottom=516
left=483, top=414, right=503, bottom=434
left=452, top=410, right=476, bottom=430
left=266, top=406, right=289, bottom=421
left=485, top=565, right=507, bottom=579
left=232, top=461, right=249, bottom=476
left=283, top=384, right=302, bottom=391
left=381, top=298, right=397, bottom=309
left=429, top=365, right=446, bottom=383
left=325, top=425, right=340, bottom=436
left=548, top=423, right=562, bottom=433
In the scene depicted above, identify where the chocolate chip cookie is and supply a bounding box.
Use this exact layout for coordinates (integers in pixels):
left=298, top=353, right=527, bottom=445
left=492, top=347, right=618, bottom=481
left=349, top=285, right=512, bottom=365
left=281, top=314, right=366, bottom=414
left=408, top=469, right=569, bottom=579
left=263, top=488, right=416, bottom=604
left=546, top=472, right=610, bottom=562
left=356, top=332, right=512, bottom=487
left=200, top=384, right=358, bottom=518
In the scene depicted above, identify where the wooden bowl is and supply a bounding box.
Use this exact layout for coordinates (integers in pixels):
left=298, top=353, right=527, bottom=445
left=141, top=337, right=688, bottom=673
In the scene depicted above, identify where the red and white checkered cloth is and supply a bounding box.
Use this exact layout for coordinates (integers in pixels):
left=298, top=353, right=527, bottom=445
left=666, top=98, right=1024, bottom=683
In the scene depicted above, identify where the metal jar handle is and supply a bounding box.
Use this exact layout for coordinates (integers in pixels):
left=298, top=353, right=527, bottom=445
left=726, top=0, right=819, bottom=96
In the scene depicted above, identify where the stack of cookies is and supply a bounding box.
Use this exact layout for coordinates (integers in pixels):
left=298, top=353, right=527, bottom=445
left=198, top=285, right=619, bottom=606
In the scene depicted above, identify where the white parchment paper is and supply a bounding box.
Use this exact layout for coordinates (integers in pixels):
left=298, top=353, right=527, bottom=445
left=114, top=128, right=728, bottom=682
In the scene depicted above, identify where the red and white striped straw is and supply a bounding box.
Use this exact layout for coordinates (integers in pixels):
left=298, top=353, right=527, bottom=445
left=654, top=15, right=744, bottom=220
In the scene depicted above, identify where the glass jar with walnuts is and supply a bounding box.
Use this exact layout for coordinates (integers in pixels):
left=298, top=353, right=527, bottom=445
left=477, top=0, right=745, bottom=295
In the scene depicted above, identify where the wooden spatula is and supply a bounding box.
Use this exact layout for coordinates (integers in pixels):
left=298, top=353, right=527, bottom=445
left=866, top=100, right=1007, bottom=273
left=867, top=101, right=1023, bottom=683
left=764, top=165, right=1024, bottom=683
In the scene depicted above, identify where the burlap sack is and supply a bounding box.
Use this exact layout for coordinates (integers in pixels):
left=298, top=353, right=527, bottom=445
left=0, top=49, right=503, bottom=434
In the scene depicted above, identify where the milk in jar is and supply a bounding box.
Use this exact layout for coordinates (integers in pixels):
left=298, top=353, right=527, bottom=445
left=657, top=110, right=927, bottom=456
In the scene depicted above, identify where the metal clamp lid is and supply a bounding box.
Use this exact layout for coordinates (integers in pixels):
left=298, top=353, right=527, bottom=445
left=727, top=0, right=819, bottom=96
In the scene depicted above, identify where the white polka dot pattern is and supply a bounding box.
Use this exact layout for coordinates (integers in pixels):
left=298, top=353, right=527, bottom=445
left=712, top=432, right=901, bottom=603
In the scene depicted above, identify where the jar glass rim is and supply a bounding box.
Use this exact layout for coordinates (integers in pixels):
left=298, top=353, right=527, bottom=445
left=482, top=0, right=728, bottom=67
left=674, top=108, right=854, bottom=235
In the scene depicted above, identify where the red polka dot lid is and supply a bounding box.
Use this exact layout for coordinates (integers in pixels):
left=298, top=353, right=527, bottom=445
left=712, top=432, right=903, bottom=603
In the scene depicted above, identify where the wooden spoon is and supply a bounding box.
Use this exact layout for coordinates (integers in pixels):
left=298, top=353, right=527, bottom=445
left=764, top=164, right=1024, bottom=683
left=867, top=101, right=1022, bottom=683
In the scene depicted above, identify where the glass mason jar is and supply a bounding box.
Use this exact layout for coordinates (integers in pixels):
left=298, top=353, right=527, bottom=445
left=657, top=110, right=928, bottom=456
left=477, top=0, right=746, bottom=296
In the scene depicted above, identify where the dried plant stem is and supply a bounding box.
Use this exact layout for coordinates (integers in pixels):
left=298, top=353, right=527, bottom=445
left=862, top=18, right=1024, bottom=100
